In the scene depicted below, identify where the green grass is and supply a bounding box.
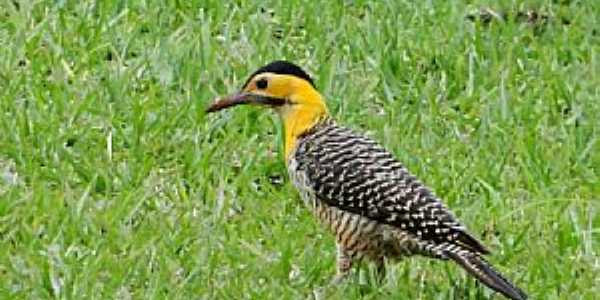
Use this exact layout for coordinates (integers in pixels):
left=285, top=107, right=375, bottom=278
left=1, top=0, right=598, bottom=299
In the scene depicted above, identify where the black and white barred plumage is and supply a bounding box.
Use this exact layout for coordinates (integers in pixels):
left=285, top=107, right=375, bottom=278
left=288, top=118, right=527, bottom=300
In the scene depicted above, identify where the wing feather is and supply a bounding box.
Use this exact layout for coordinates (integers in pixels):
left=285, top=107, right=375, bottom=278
left=295, top=122, right=489, bottom=255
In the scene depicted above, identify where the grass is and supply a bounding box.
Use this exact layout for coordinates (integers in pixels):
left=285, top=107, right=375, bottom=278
left=0, top=0, right=598, bottom=299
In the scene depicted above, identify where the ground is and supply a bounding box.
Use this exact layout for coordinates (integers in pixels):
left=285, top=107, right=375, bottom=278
left=0, top=1, right=598, bottom=299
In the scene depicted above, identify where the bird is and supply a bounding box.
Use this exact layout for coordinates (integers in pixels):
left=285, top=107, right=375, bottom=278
left=206, top=60, right=527, bottom=300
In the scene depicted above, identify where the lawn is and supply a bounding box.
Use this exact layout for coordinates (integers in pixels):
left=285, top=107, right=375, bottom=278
left=0, top=1, right=598, bottom=299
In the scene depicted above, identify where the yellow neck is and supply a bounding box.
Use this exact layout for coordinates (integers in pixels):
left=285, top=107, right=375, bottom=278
left=278, top=91, right=328, bottom=161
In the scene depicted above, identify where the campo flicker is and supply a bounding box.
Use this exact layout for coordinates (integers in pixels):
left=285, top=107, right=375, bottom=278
left=206, top=61, right=527, bottom=300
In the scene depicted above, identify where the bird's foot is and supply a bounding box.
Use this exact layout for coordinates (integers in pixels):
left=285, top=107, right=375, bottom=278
left=330, top=273, right=350, bottom=286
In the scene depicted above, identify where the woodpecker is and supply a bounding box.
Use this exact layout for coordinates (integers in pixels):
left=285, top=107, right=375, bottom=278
left=206, top=60, right=527, bottom=300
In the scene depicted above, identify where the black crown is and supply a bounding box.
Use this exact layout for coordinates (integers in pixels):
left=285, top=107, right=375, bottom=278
left=243, top=60, right=315, bottom=89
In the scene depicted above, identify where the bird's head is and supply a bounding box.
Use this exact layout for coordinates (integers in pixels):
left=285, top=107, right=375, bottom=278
left=206, top=60, right=328, bottom=121
left=207, top=61, right=329, bottom=159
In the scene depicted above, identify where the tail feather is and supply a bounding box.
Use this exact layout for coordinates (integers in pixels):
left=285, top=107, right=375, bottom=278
left=447, top=251, right=527, bottom=300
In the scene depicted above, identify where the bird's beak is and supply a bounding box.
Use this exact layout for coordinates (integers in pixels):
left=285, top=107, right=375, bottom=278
left=205, top=92, right=286, bottom=113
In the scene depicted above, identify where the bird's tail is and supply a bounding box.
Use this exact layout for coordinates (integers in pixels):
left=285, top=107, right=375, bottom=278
left=446, top=251, right=527, bottom=300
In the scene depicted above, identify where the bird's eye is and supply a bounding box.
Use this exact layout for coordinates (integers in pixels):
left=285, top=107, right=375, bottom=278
left=256, top=78, right=268, bottom=89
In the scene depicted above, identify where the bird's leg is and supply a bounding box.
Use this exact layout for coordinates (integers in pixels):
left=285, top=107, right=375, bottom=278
left=331, top=243, right=353, bottom=285
left=372, top=256, right=386, bottom=284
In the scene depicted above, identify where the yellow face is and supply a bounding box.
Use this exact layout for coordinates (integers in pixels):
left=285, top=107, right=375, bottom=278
left=241, top=72, right=329, bottom=159
left=241, top=72, right=328, bottom=118
left=207, top=66, right=329, bottom=160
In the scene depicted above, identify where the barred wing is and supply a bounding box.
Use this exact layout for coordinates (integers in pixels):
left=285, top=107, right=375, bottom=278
left=294, top=122, right=489, bottom=255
